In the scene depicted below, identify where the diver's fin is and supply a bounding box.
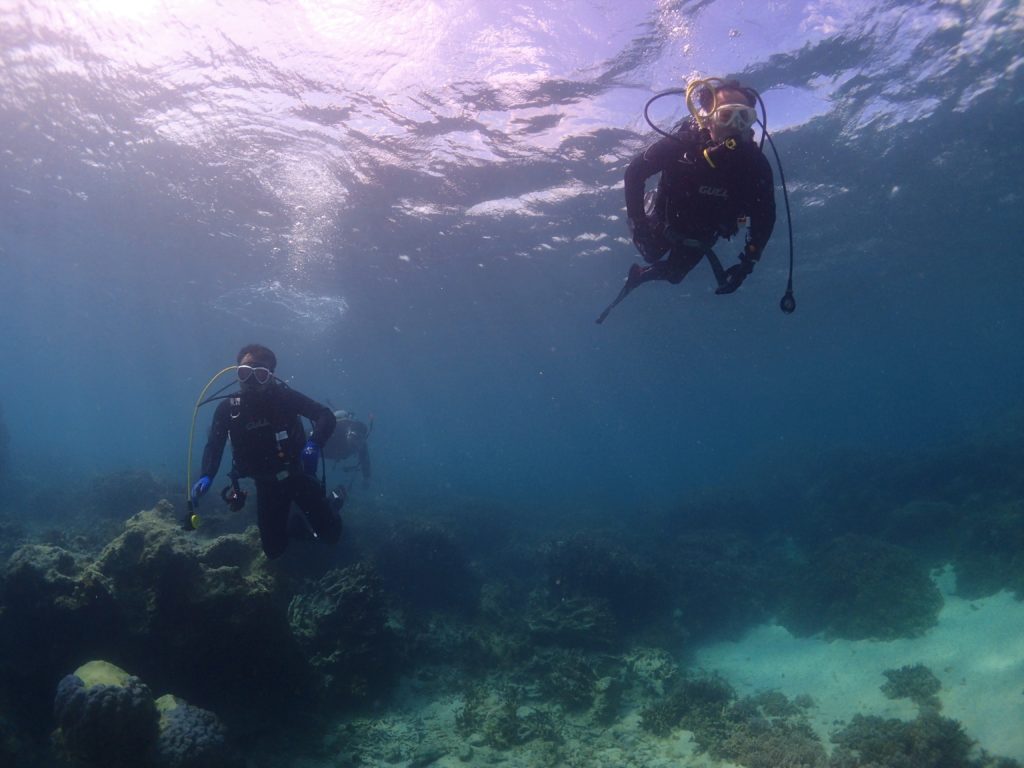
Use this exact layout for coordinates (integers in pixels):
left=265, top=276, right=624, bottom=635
left=596, top=265, right=644, bottom=324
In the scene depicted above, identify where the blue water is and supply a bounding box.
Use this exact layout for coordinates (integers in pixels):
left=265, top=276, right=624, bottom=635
left=1, top=0, right=1022, bottom=516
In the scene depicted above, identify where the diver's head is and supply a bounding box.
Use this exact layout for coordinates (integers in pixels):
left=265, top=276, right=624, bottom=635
left=236, top=343, right=277, bottom=392
left=706, top=84, right=757, bottom=142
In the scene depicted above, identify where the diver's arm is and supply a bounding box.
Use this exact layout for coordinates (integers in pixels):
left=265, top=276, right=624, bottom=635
left=623, top=137, right=679, bottom=221
left=285, top=388, right=337, bottom=447
left=199, top=400, right=230, bottom=479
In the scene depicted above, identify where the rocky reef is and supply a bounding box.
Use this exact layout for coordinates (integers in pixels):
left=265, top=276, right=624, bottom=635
left=2, top=406, right=1024, bottom=768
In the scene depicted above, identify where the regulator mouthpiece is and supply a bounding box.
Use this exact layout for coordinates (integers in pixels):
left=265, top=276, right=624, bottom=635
left=780, top=290, right=796, bottom=314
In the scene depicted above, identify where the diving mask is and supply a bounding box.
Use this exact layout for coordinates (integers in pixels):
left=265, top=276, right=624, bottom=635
left=237, top=364, right=273, bottom=385
left=710, top=103, right=757, bottom=132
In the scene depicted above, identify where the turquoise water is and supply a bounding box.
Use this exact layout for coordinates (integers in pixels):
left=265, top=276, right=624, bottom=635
left=1, top=1, right=1023, bottom=764
left=2, top=0, right=1020, bottom=512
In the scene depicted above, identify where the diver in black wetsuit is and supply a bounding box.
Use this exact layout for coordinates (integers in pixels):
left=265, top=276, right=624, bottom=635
left=190, top=344, right=340, bottom=559
left=597, top=79, right=777, bottom=323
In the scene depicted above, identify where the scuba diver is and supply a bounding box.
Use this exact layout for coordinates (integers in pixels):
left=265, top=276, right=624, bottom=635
left=189, top=344, right=341, bottom=559
left=597, top=77, right=793, bottom=323
left=322, top=410, right=372, bottom=486
left=320, top=410, right=372, bottom=511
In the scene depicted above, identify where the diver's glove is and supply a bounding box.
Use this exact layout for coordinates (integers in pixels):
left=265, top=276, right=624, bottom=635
left=300, top=439, right=321, bottom=475
left=190, top=475, right=211, bottom=504
left=629, top=218, right=662, bottom=263
left=715, top=252, right=757, bottom=295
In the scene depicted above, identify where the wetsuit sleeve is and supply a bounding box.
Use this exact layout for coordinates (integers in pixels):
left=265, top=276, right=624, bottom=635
left=285, top=388, right=337, bottom=447
left=199, top=400, right=231, bottom=479
left=624, top=136, right=683, bottom=221
left=747, top=156, right=777, bottom=256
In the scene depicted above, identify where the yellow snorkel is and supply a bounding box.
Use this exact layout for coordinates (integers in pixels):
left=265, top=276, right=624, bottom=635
left=685, top=76, right=730, bottom=130
left=183, top=365, right=238, bottom=531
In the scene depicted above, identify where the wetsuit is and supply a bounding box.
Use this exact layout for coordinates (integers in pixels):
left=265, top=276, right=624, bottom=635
left=199, top=382, right=338, bottom=558
left=624, top=119, right=776, bottom=285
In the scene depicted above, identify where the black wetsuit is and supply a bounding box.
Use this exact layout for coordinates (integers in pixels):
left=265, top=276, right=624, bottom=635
left=624, top=119, right=776, bottom=284
left=199, top=382, right=338, bottom=559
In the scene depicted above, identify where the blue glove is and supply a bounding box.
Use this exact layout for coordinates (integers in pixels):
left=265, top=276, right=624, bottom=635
left=715, top=254, right=755, bottom=295
left=191, top=475, right=211, bottom=503
left=300, top=439, right=321, bottom=475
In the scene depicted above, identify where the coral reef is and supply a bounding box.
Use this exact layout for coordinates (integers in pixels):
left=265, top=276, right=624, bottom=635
left=641, top=677, right=828, bottom=767
left=53, top=660, right=160, bottom=767
left=781, top=534, right=943, bottom=640
left=455, top=683, right=561, bottom=750
left=287, top=562, right=400, bottom=704
left=639, top=672, right=735, bottom=737
left=881, top=663, right=942, bottom=710
left=0, top=543, right=118, bottom=724
left=524, top=648, right=598, bottom=712
left=543, top=534, right=668, bottom=630
left=524, top=590, right=618, bottom=649
left=662, top=531, right=781, bottom=643
left=374, top=518, right=481, bottom=615
left=953, top=499, right=1024, bottom=599
left=153, top=695, right=243, bottom=768
left=92, top=504, right=309, bottom=717
left=830, top=711, right=989, bottom=768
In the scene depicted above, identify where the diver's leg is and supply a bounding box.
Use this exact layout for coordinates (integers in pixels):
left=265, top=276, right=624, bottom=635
left=255, top=478, right=290, bottom=559
left=664, top=247, right=706, bottom=284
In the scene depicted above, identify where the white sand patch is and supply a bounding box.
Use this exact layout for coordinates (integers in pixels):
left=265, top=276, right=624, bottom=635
left=694, top=573, right=1024, bottom=760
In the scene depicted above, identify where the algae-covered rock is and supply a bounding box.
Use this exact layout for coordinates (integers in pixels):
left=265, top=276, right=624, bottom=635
left=94, top=504, right=306, bottom=717
left=154, top=694, right=243, bottom=768
left=287, top=562, right=399, bottom=702
left=0, top=543, right=118, bottom=721
left=375, top=519, right=481, bottom=615
left=881, top=663, right=942, bottom=710
left=830, top=711, right=983, bottom=768
left=781, top=534, right=942, bottom=640
left=53, top=660, right=159, bottom=767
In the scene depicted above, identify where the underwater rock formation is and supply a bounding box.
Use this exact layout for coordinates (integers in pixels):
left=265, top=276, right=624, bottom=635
left=881, top=663, right=942, bottom=710
left=781, top=534, right=943, bottom=640
left=0, top=543, right=119, bottom=724
left=524, top=589, right=618, bottom=649
left=287, top=562, right=400, bottom=703
left=375, top=519, right=481, bottom=615
left=543, top=534, right=668, bottom=630
left=153, top=694, right=243, bottom=768
left=93, top=503, right=307, bottom=713
left=53, top=660, right=159, bottom=767
left=664, top=531, right=780, bottom=643
left=953, top=498, right=1024, bottom=599
left=829, top=711, right=1007, bottom=768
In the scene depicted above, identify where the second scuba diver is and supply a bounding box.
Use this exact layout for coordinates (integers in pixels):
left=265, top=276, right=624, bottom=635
left=597, top=78, right=778, bottom=323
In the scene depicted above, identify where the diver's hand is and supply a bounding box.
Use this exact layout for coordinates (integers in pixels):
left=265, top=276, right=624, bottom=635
left=300, top=440, right=321, bottom=475
left=190, top=476, right=211, bottom=504
left=715, top=255, right=755, bottom=295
